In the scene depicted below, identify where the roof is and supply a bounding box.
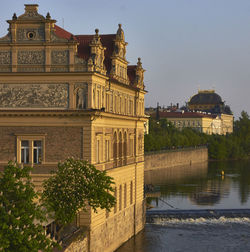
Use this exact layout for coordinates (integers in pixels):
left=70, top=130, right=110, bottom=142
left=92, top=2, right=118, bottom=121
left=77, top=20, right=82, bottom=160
left=54, top=25, right=74, bottom=40
left=54, top=25, right=137, bottom=84
left=189, top=91, right=223, bottom=105
left=159, top=111, right=215, bottom=119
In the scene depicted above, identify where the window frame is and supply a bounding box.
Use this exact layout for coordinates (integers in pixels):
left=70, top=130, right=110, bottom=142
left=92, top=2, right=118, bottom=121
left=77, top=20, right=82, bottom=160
left=16, top=134, right=46, bottom=165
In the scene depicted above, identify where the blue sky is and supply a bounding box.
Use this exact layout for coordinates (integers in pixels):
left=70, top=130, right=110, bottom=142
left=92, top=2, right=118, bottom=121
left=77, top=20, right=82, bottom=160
left=1, top=0, right=250, bottom=118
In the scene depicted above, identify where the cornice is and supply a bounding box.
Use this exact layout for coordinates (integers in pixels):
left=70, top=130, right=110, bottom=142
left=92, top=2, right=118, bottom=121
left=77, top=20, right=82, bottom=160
left=0, top=109, right=94, bottom=117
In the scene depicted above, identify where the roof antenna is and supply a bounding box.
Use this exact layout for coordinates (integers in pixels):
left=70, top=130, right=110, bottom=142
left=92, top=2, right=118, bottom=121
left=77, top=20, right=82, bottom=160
left=62, top=18, right=64, bottom=29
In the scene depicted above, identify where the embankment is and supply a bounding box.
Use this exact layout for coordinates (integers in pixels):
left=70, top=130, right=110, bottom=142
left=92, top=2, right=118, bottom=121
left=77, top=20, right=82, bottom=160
left=144, top=147, right=208, bottom=171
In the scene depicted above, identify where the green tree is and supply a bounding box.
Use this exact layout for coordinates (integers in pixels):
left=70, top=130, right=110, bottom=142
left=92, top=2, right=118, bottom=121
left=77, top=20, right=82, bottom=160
left=0, top=162, right=57, bottom=252
left=42, top=158, right=116, bottom=230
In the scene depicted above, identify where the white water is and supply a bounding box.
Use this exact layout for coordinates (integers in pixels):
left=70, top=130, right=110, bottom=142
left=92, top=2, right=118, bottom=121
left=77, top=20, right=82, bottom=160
left=153, top=216, right=250, bottom=226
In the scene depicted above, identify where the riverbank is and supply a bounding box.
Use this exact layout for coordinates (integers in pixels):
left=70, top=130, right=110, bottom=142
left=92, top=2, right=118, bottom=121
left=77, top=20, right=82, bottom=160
left=144, top=146, right=208, bottom=171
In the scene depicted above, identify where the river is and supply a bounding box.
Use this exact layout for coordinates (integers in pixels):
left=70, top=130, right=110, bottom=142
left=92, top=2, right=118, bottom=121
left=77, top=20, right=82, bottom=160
left=116, top=160, right=250, bottom=252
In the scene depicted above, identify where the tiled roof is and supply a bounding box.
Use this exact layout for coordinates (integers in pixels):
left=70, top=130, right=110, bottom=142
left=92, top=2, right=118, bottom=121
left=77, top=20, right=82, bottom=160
left=159, top=111, right=215, bottom=119
left=54, top=24, right=74, bottom=40
left=54, top=25, right=137, bottom=85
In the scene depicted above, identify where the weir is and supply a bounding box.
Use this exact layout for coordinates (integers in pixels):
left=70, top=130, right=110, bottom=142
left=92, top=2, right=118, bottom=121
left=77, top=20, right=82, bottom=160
left=146, top=209, right=250, bottom=223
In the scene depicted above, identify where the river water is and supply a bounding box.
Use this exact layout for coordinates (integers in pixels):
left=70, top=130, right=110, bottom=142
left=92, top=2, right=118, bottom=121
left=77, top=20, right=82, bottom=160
left=117, top=160, right=250, bottom=252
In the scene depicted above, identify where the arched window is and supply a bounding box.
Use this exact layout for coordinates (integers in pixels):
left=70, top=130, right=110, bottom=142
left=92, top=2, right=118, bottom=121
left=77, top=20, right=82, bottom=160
left=123, top=131, right=127, bottom=165
left=114, top=187, right=117, bottom=213
left=119, top=185, right=122, bottom=211
left=130, top=181, right=133, bottom=204
left=119, top=131, right=122, bottom=166
left=124, top=183, right=127, bottom=208
left=113, top=132, right=118, bottom=167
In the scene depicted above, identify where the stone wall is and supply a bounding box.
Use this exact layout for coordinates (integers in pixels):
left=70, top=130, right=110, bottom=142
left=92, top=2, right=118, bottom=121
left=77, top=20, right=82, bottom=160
left=0, top=126, right=82, bottom=164
left=89, top=200, right=145, bottom=252
left=64, top=234, right=88, bottom=252
left=144, top=147, right=208, bottom=171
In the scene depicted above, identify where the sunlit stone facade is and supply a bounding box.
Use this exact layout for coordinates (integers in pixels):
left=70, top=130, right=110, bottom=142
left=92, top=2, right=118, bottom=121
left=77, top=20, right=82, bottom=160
left=0, top=5, right=147, bottom=251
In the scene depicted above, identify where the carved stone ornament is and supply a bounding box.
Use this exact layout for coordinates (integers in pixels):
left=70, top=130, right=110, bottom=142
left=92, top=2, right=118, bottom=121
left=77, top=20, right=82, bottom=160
left=74, top=83, right=88, bottom=109
left=18, top=51, right=45, bottom=65
left=0, top=51, right=11, bottom=64
left=17, top=29, right=45, bottom=41
left=51, top=50, right=69, bottom=65
left=0, top=83, right=69, bottom=108
left=17, top=5, right=45, bottom=21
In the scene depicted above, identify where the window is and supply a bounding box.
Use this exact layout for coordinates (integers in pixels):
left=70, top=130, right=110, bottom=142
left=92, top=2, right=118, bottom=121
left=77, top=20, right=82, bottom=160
left=130, top=181, right=133, bottom=204
left=105, top=139, right=110, bottom=161
left=114, top=187, right=117, bottom=213
left=16, top=135, right=45, bottom=164
left=33, top=140, right=42, bottom=164
left=96, top=139, right=100, bottom=163
left=124, top=183, right=127, bottom=208
left=21, top=140, right=29, bottom=164
left=97, top=90, right=100, bottom=109
left=119, top=185, right=122, bottom=211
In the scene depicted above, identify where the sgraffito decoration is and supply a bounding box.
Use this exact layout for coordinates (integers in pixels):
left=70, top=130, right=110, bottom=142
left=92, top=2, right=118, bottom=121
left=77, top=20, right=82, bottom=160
left=0, top=83, right=69, bottom=108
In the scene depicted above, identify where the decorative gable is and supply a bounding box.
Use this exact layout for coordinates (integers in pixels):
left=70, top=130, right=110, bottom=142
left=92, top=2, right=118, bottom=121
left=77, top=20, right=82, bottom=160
left=110, top=24, right=130, bottom=85
left=87, top=29, right=106, bottom=75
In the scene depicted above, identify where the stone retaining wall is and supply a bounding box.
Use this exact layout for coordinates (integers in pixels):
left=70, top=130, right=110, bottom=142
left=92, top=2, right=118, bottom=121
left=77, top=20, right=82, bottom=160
left=144, top=147, right=208, bottom=171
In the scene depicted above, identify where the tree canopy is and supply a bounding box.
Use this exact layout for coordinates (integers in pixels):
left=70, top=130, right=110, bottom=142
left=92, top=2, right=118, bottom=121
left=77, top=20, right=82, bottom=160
left=42, top=158, right=116, bottom=226
left=145, top=111, right=250, bottom=160
left=0, top=162, right=57, bottom=252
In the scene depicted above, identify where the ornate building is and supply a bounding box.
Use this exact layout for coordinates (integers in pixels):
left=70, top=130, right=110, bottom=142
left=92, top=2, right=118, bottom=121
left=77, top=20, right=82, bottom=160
left=158, top=111, right=222, bottom=134
left=0, top=5, right=147, bottom=251
left=188, top=90, right=233, bottom=134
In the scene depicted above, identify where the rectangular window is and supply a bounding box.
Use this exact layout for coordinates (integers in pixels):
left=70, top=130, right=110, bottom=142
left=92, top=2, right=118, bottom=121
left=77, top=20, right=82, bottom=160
left=130, top=181, right=133, bottom=204
left=21, top=140, right=29, bottom=164
left=97, top=90, right=100, bottom=109
left=119, top=185, right=122, bottom=211
left=124, top=183, right=127, bottom=208
left=96, top=139, right=100, bottom=163
left=114, top=187, right=117, bottom=214
left=105, top=140, right=110, bottom=161
left=33, top=140, right=42, bottom=164
left=16, top=135, right=45, bottom=165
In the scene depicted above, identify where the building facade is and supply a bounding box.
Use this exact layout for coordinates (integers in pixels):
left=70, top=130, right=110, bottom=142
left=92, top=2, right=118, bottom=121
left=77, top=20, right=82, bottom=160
left=158, top=111, right=222, bottom=135
left=0, top=5, right=147, bottom=251
left=188, top=89, right=233, bottom=134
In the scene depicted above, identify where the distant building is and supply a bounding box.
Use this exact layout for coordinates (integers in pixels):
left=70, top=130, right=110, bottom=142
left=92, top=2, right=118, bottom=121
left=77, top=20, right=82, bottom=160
left=158, top=111, right=222, bottom=135
left=188, top=90, right=233, bottom=134
left=146, top=89, right=233, bottom=135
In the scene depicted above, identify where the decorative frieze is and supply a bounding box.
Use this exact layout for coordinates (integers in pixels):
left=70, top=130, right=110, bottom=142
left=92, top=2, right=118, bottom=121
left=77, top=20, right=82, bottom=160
left=51, top=50, right=69, bottom=65
left=17, top=29, right=45, bottom=41
left=0, top=51, right=11, bottom=64
left=0, top=83, right=68, bottom=108
left=18, top=50, right=45, bottom=65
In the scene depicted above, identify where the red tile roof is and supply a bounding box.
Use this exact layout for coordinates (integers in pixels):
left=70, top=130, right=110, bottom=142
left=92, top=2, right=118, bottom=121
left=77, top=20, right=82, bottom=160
left=159, top=111, right=215, bottom=119
left=54, top=24, right=74, bottom=40
left=54, top=25, right=137, bottom=85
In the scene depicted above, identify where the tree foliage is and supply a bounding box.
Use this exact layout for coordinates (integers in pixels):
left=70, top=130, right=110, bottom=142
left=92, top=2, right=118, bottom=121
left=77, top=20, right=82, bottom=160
left=145, top=112, right=250, bottom=160
left=42, top=158, right=116, bottom=226
left=0, top=162, right=57, bottom=252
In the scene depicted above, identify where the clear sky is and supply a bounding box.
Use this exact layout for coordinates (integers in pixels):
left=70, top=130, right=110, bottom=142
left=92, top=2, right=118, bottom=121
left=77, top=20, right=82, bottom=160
left=1, top=0, right=250, bottom=118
